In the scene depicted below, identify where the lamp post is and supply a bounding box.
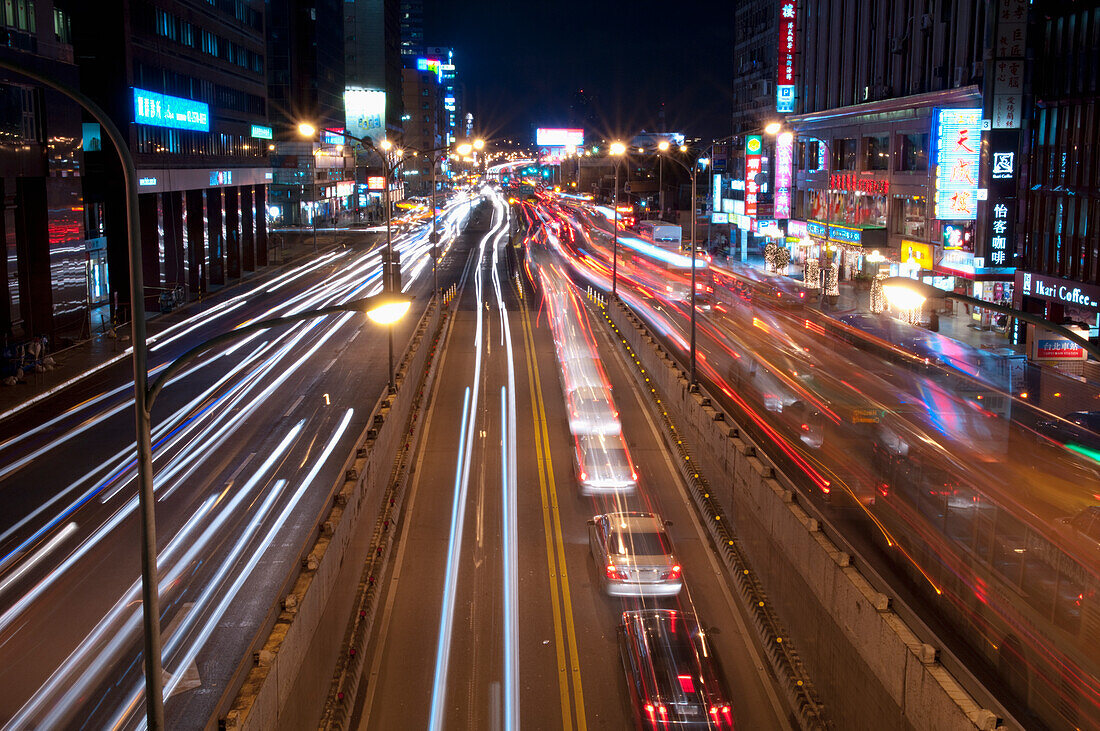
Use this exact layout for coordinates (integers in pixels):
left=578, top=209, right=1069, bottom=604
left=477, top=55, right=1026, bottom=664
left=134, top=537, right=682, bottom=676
left=0, top=59, right=168, bottom=729
left=658, top=147, right=708, bottom=385
left=765, top=124, right=832, bottom=286
left=881, top=277, right=1100, bottom=362
left=299, top=124, right=419, bottom=392
left=148, top=292, right=412, bottom=407
left=609, top=142, right=626, bottom=296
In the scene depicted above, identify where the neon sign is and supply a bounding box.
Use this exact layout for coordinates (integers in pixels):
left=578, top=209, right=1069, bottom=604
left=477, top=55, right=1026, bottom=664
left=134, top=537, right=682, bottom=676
left=934, top=108, right=981, bottom=220
left=775, top=132, right=793, bottom=218
left=133, top=88, right=209, bottom=132
left=776, top=2, right=797, bottom=113
left=745, top=135, right=762, bottom=217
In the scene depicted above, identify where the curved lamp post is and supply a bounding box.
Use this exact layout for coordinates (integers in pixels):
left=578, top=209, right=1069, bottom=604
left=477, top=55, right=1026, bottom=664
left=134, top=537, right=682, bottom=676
left=298, top=124, right=420, bottom=392
left=148, top=292, right=412, bottom=407
left=881, top=276, right=1100, bottom=362
left=0, top=58, right=171, bottom=729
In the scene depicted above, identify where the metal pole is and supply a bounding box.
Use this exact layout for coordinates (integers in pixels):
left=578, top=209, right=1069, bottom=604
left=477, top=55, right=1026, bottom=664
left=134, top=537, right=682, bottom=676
left=384, top=159, right=395, bottom=393
left=0, top=59, right=166, bottom=730
left=431, top=155, right=439, bottom=299
left=613, top=160, right=619, bottom=297
left=689, top=166, right=697, bottom=386
left=658, top=155, right=663, bottom=221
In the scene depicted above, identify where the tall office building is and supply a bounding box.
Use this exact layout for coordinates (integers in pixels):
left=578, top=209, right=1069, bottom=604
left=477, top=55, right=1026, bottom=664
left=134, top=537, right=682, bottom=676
left=346, top=0, right=402, bottom=135
left=398, top=0, right=423, bottom=61
left=1017, top=2, right=1100, bottom=341
left=730, top=0, right=776, bottom=135
left=66, top=0, right=272, bottom=318
left=400, top=65, right=444, bottom=192
left=424, top=46, right=458, bottom=144
left=268, top=0, right=351, bottom=226
left=0, top=0, right=85, bottom=341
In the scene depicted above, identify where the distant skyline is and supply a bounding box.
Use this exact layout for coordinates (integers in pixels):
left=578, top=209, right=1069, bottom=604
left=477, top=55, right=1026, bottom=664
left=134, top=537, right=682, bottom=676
left=423, top=1, right=734, bottom=146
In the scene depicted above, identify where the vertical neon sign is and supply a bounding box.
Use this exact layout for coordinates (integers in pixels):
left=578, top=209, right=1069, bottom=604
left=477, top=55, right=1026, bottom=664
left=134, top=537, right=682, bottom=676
left=745, top=135, right=762, bottom=217
left=775, top=132, right=794, bottom=219
left=776, top=2, right=797, bottom=113
left=934, top=108, right=981, bottom=220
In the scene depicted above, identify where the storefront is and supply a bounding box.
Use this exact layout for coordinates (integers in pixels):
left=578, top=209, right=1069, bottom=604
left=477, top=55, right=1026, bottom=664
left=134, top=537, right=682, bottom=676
left=803, top=219, right=887, bottom=280
left=1015, top=271, right=1100, bottom=340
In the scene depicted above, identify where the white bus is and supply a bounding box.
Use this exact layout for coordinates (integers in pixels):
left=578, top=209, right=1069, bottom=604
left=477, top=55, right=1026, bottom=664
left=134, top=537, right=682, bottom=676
left=636, top=220, right=681, bottom=249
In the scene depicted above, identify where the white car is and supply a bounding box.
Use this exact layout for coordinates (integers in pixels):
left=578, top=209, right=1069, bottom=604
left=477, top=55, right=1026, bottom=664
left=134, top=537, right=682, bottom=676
left=589, top=512, right=682, bottom=596
left=574, top=433, right=636, bottom=494
left=565, top=385, right=620, bottom=435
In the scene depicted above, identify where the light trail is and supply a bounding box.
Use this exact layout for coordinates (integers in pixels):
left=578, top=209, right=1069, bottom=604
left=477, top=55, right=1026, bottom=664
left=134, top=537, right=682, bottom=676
left=428, top=191, right=505, bottom=730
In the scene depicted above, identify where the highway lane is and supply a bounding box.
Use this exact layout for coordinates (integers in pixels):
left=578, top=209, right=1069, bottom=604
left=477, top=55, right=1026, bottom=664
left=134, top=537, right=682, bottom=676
left=356, top=192, right=790, bottom=729
left=0, top=193, right=483, bottom=728
left=537, top=193, right=1100, bottom=729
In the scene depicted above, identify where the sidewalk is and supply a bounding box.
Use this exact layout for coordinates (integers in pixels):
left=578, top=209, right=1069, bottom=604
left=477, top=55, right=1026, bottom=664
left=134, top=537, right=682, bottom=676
left=0, top=226, right=378, bottom=423
left=719, top=250, right=1024, bottom=358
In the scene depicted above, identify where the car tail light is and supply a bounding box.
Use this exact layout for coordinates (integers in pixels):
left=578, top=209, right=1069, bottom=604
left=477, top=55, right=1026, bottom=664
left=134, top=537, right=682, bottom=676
left=658, top=705, right=667, bottom=717
left=579, top=470, right=587, bottom=481
left=631, top=470, right=638, bottom=481
left=664, top=564, right=681, bottom=581
left=606, top=563, right=627, bottom=581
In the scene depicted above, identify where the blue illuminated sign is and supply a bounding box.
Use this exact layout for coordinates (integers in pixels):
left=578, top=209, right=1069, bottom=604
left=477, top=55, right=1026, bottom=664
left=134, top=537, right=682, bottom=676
left=133, top=88, right=209, bottom=132
left=250, top=124, right=273, bottom=140
left=806, top=220, right=828, bottom=238
left=933, top=108, right=981, bottom=221
left=828, top=224, right=862, bottom=245
left=209, top=170, right=233, bottom=186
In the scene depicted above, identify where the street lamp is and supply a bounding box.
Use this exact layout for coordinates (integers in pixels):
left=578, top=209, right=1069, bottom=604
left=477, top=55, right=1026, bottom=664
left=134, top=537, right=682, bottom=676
left=659, top=147, right=709, bottom=385
left=299, top=125, right=411, bottom=391
left=147, top=292, right=412, bottom=406
left=881, top=277, right=1100, bottom=361
left=609, top=142, right=627, bottom=296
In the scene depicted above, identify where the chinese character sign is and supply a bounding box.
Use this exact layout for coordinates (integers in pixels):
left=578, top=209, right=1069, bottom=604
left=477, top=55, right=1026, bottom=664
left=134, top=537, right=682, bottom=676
left=775, top=132, right=794, bottom=219
left=745, top=135, right=762, bottom=218
left=776, top=2, right=797, bottom=113
left=934, top=109, right=982, bottom=220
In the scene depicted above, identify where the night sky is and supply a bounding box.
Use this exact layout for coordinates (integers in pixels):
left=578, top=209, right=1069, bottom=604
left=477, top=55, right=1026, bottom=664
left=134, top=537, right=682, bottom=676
left=424, top=1, right=734, bottom=146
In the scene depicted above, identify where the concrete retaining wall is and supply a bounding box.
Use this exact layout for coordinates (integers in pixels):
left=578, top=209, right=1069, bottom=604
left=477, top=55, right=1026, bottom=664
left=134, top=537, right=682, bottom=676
left=215, top=301, right=443, bottom=730
left=606, top=301, right=998, bottom=731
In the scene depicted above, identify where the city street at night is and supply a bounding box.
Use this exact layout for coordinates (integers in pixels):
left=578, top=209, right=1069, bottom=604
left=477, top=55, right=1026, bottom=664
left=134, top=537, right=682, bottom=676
left=2, top=1, right=1100, bottom=730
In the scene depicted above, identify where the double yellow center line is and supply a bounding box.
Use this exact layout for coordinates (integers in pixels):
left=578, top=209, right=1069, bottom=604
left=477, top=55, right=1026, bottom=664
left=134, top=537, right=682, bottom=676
left=518, top=286, right=587, bottom=731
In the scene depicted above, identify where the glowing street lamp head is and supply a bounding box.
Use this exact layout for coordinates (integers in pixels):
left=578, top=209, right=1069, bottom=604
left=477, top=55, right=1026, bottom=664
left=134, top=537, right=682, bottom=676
left=456, top=143, right=473, bottom=155
left=657, top=140, right=670, bottom=151
left=297, top=122, right=317, bottom=137
left=609, top=142, right=626, bottom=156
left=679, top=144, right=688, bottom=153
left=764, top=121, right=783, bottom=135
left=380, top=139, right=393, bottom=151
left=882, top=282, right=927, bottom=311
left=473, top=138, right=485, bottom=150
left=365, top=297, right=412, bottom=325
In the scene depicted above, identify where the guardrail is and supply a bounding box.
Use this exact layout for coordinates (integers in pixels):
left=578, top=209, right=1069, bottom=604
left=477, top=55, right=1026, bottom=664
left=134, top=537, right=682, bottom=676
left=598, top=296, right=1003, bottom=731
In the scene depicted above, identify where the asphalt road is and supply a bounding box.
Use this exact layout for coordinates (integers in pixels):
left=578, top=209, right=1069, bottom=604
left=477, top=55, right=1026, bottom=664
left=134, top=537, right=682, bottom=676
left=353, top=190, right=791, bottom=730
left=0, top=194, right=482, bottom=728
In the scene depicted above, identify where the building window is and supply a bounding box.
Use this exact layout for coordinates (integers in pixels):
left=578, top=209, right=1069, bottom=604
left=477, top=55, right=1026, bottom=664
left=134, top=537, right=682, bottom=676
left=832, top=138, right=857, bottom=170
left=53, top=7, right=70, bottom=44
left=892, top=195, right=927, bottom=239
left=897, top=133, right=929, bottom=171
left=864, top=135, right=889, bottom=171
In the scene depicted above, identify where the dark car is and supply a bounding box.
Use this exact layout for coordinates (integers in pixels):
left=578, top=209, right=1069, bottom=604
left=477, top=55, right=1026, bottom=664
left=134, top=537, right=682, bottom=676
left=1035, top=411, right=1100, bottom=454
left=618, top=609, right=734, bottom=728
